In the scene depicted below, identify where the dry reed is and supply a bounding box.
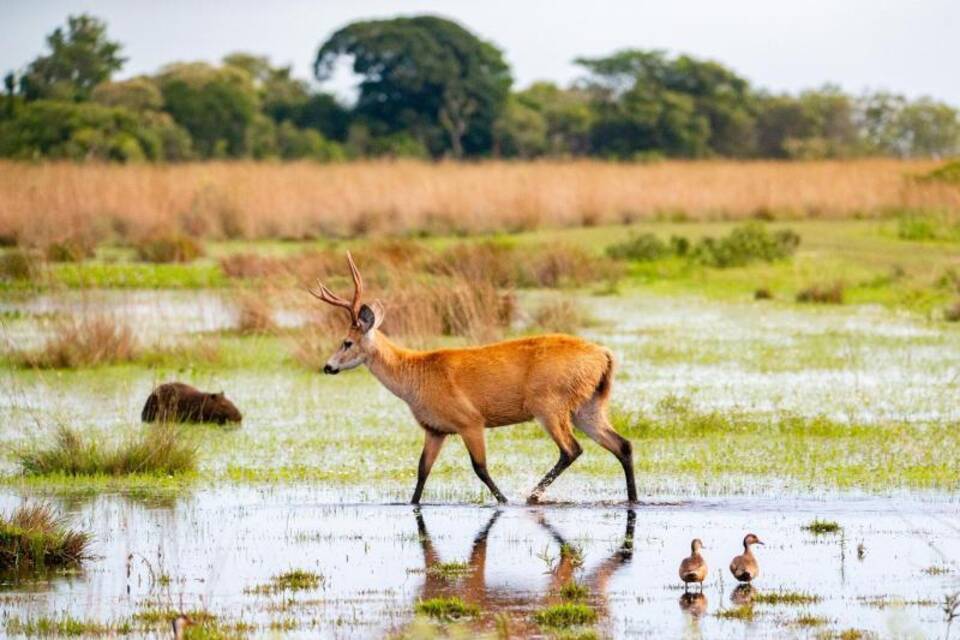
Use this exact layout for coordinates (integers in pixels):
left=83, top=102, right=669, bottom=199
left=1, top=159, right=956, bottom=244
left=13, top=315, right=139, bottom=368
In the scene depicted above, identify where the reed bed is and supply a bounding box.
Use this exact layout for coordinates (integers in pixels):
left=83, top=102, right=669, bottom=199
left=1, top=159, right=955, bottom=244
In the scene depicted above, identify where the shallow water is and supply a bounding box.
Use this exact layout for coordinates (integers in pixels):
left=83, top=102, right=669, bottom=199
left=1, top=489, right=958, bottom=638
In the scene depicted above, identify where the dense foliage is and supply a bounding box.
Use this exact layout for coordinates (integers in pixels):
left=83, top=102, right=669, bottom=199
left=2, top=13, right=958, bottom=162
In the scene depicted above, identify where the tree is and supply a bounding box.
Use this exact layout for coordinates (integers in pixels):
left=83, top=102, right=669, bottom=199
left=494, top=96, right=548, bottom=158
left=156, top=63, right=259, bottom=158
left=19, top=14, right=125, bottom=101
left=92, top=77, right=164, bottom=111
left=515, top=82, right=594, bottom=155
left=314, top=16, right=511, bottom=157
left=0, top=100, right=171, bottom=162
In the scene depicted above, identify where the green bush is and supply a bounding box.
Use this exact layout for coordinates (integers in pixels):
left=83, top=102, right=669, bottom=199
left=0, top=248, right=40, bottom=281
left=134, top=234, right=204, bottom=263
left=606, top=232, right=670, bottom=261
left=692, top=223, right=800, bottom=268
left=0, top=100, right=172, bottom=162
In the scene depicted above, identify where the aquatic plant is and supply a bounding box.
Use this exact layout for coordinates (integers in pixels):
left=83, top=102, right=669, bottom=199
left=0, top=248, right=40, bottom=281
left=802, top=519, right=842, bottom=535
left=245, top=569, right=325, bottom=594
left=17, top=423, right=197, bottom=477
left=559, top=580, right=589, bottom=601
left=714, top=604, right=755, bottom=620
left=534, top=603, right=597, bottom=628
left=606, top=232, right=671, bottom=261
left=0, top=503, right=91, bottom=571
left=426, top=561, right=472, bottom=578
left=753, top=590, right=822, bottom=605
left=414, top=596, right=480, bottom=621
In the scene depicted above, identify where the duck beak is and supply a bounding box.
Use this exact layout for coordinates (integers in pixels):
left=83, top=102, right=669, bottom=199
left=756, top=540, right=765, bottom=545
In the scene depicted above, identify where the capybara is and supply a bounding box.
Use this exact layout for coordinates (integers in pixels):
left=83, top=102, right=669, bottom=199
left=141, top=382, right=242, bottom=425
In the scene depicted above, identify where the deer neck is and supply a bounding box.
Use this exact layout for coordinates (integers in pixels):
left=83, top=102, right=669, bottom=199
left=365, top=331, right=421, bottom=403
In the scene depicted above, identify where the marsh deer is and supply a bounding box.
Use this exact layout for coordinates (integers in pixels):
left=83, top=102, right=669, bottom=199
left=309, top=253, right=637, bottom=504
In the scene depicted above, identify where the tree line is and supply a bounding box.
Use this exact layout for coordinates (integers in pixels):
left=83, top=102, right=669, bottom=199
left=2, top=13, right=958, bottom=163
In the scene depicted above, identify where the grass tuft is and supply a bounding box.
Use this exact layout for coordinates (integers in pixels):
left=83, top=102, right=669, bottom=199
left=13, top=315, right=139, bottom=369
left=245, top=569, right=325, bottom=595
left=753, top=590, right=822, bottom=606
left=0, top=503, right=91, bottom=571
left=16, top=423, right=197, bottom=477
left=414, top=596, right=480, bottom=621
left=715, top=604, right=755, bottom=620
left=534, top=603, right=597, bottom=628
left=134, top=233, right=204, bottom=263
left=802, top=519, right=842, bottom=535
left=559, top=580, right=589, bottom=601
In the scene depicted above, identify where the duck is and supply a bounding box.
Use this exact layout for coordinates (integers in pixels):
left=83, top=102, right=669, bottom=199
left=172, top=614, right=192, bottom=639
left=678, top=538, right=708, bottom=591
left=729, top=533, right=764, bottom=582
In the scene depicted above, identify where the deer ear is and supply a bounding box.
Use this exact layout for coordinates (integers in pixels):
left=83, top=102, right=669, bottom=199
left=358, top=300, right=385, bottom=334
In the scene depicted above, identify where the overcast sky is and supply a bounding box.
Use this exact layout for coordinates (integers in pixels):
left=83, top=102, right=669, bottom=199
left=4, top=0, right=959, bottom=104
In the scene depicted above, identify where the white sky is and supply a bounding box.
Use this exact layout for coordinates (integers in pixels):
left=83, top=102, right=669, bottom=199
left=3, top=0, right=959, bottom=104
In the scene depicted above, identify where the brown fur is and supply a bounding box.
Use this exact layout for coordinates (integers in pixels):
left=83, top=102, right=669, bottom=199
left=141, top=382, right=242, bottom=425
left=314, top=253, right=637, bottom=505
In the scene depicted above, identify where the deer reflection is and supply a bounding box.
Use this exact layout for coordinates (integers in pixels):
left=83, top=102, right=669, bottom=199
left=413, top=507, right=636, bottom=621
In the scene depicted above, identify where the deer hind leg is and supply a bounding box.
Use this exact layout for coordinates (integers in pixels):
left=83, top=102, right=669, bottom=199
left=527, top=414, right=582, bottom=504
left=411, top=429, right=447, bottom=504
left=573, top=400, right=638, bottom=502
left=460, top=427, right=508, bottom=504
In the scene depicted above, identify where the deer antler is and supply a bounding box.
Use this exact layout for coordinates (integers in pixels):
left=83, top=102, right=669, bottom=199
left=307, top=251, right=364, bottom=326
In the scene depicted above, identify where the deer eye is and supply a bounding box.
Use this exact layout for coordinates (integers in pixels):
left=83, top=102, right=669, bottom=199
left=342, top=340, right=353, bottom=349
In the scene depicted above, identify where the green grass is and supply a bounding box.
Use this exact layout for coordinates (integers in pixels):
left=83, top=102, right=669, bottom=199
left=794, top=614, right=831, bottom=627
left=4, top=616, right=130, bottom=637
left=802, top=519, right=843, bottom=535
left=414, top=596, right=480, bottom=621
left=534, top=603, right=597, bottom=628
left=753, top=590, right=822, bottom=606
left=0, top=503, right=91, bottom=571
left=16, top=423, right=197, bottom=477
left=426, top=560, right=472, bottom=578
left=714, top=604, right=755, bottom=620
left=245, top=569, right=325, bottom=594
left=559, top=580, right=589, bottom=601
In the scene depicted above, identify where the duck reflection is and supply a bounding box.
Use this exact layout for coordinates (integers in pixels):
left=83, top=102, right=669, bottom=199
left=412, top=507, right=636, bottom=623
left=679, top=591, right=708, bottom=617
left=731, top=583, right=755, bottom=605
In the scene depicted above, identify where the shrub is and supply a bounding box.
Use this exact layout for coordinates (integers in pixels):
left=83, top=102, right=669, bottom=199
left=754, top=288, right=774, bottom=300
left=606, top=232, right=670, bottom=261
left=14, top=315, right=139, bottom=369
left=534, top=603, right=597, bottom=628
left=920, top=160, right=960, bottom=185
left=0, top=503, right=92, bottom=571
left=0, top=248, right=40, bottom=281
left=134, top=234, right=204, bottom=263
left=692, top=223, right=800, bottom=268
left=17, top=423, right=197, bottom=476
left=896, top=210, right=960, bottom=242
left=233, top=291, right=276, bottom=334
left=45, top=236, right=97, bottom=262
left=796, top=282, right=844, bottom=305
left=532, top=299, right=592, bottom=334
left=945, top=300, right=960, bottom=322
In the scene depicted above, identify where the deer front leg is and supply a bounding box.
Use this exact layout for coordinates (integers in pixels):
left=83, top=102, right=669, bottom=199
left=461, top=427, right=508, bottom=504
left=411, top=430, right=447, bottom=504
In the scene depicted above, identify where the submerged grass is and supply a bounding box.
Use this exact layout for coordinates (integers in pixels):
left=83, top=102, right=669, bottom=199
left=0, top=503, right=91, bottom=571
left=715, top=604, right=755, bottom=621
left=16, top=423, right=196, bottom=477
left=802, top=520, right=842, bottom=535
left=753, top=590, right=822, bottom=605
left=246, top=569, right=325, bottom=595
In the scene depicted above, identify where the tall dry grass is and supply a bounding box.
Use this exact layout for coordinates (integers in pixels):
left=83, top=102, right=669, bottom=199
left=1, top=159, right=956, bottom=244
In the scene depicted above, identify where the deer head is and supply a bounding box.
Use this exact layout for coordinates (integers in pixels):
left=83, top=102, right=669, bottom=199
left=308, top=252, right=385, bottom=374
